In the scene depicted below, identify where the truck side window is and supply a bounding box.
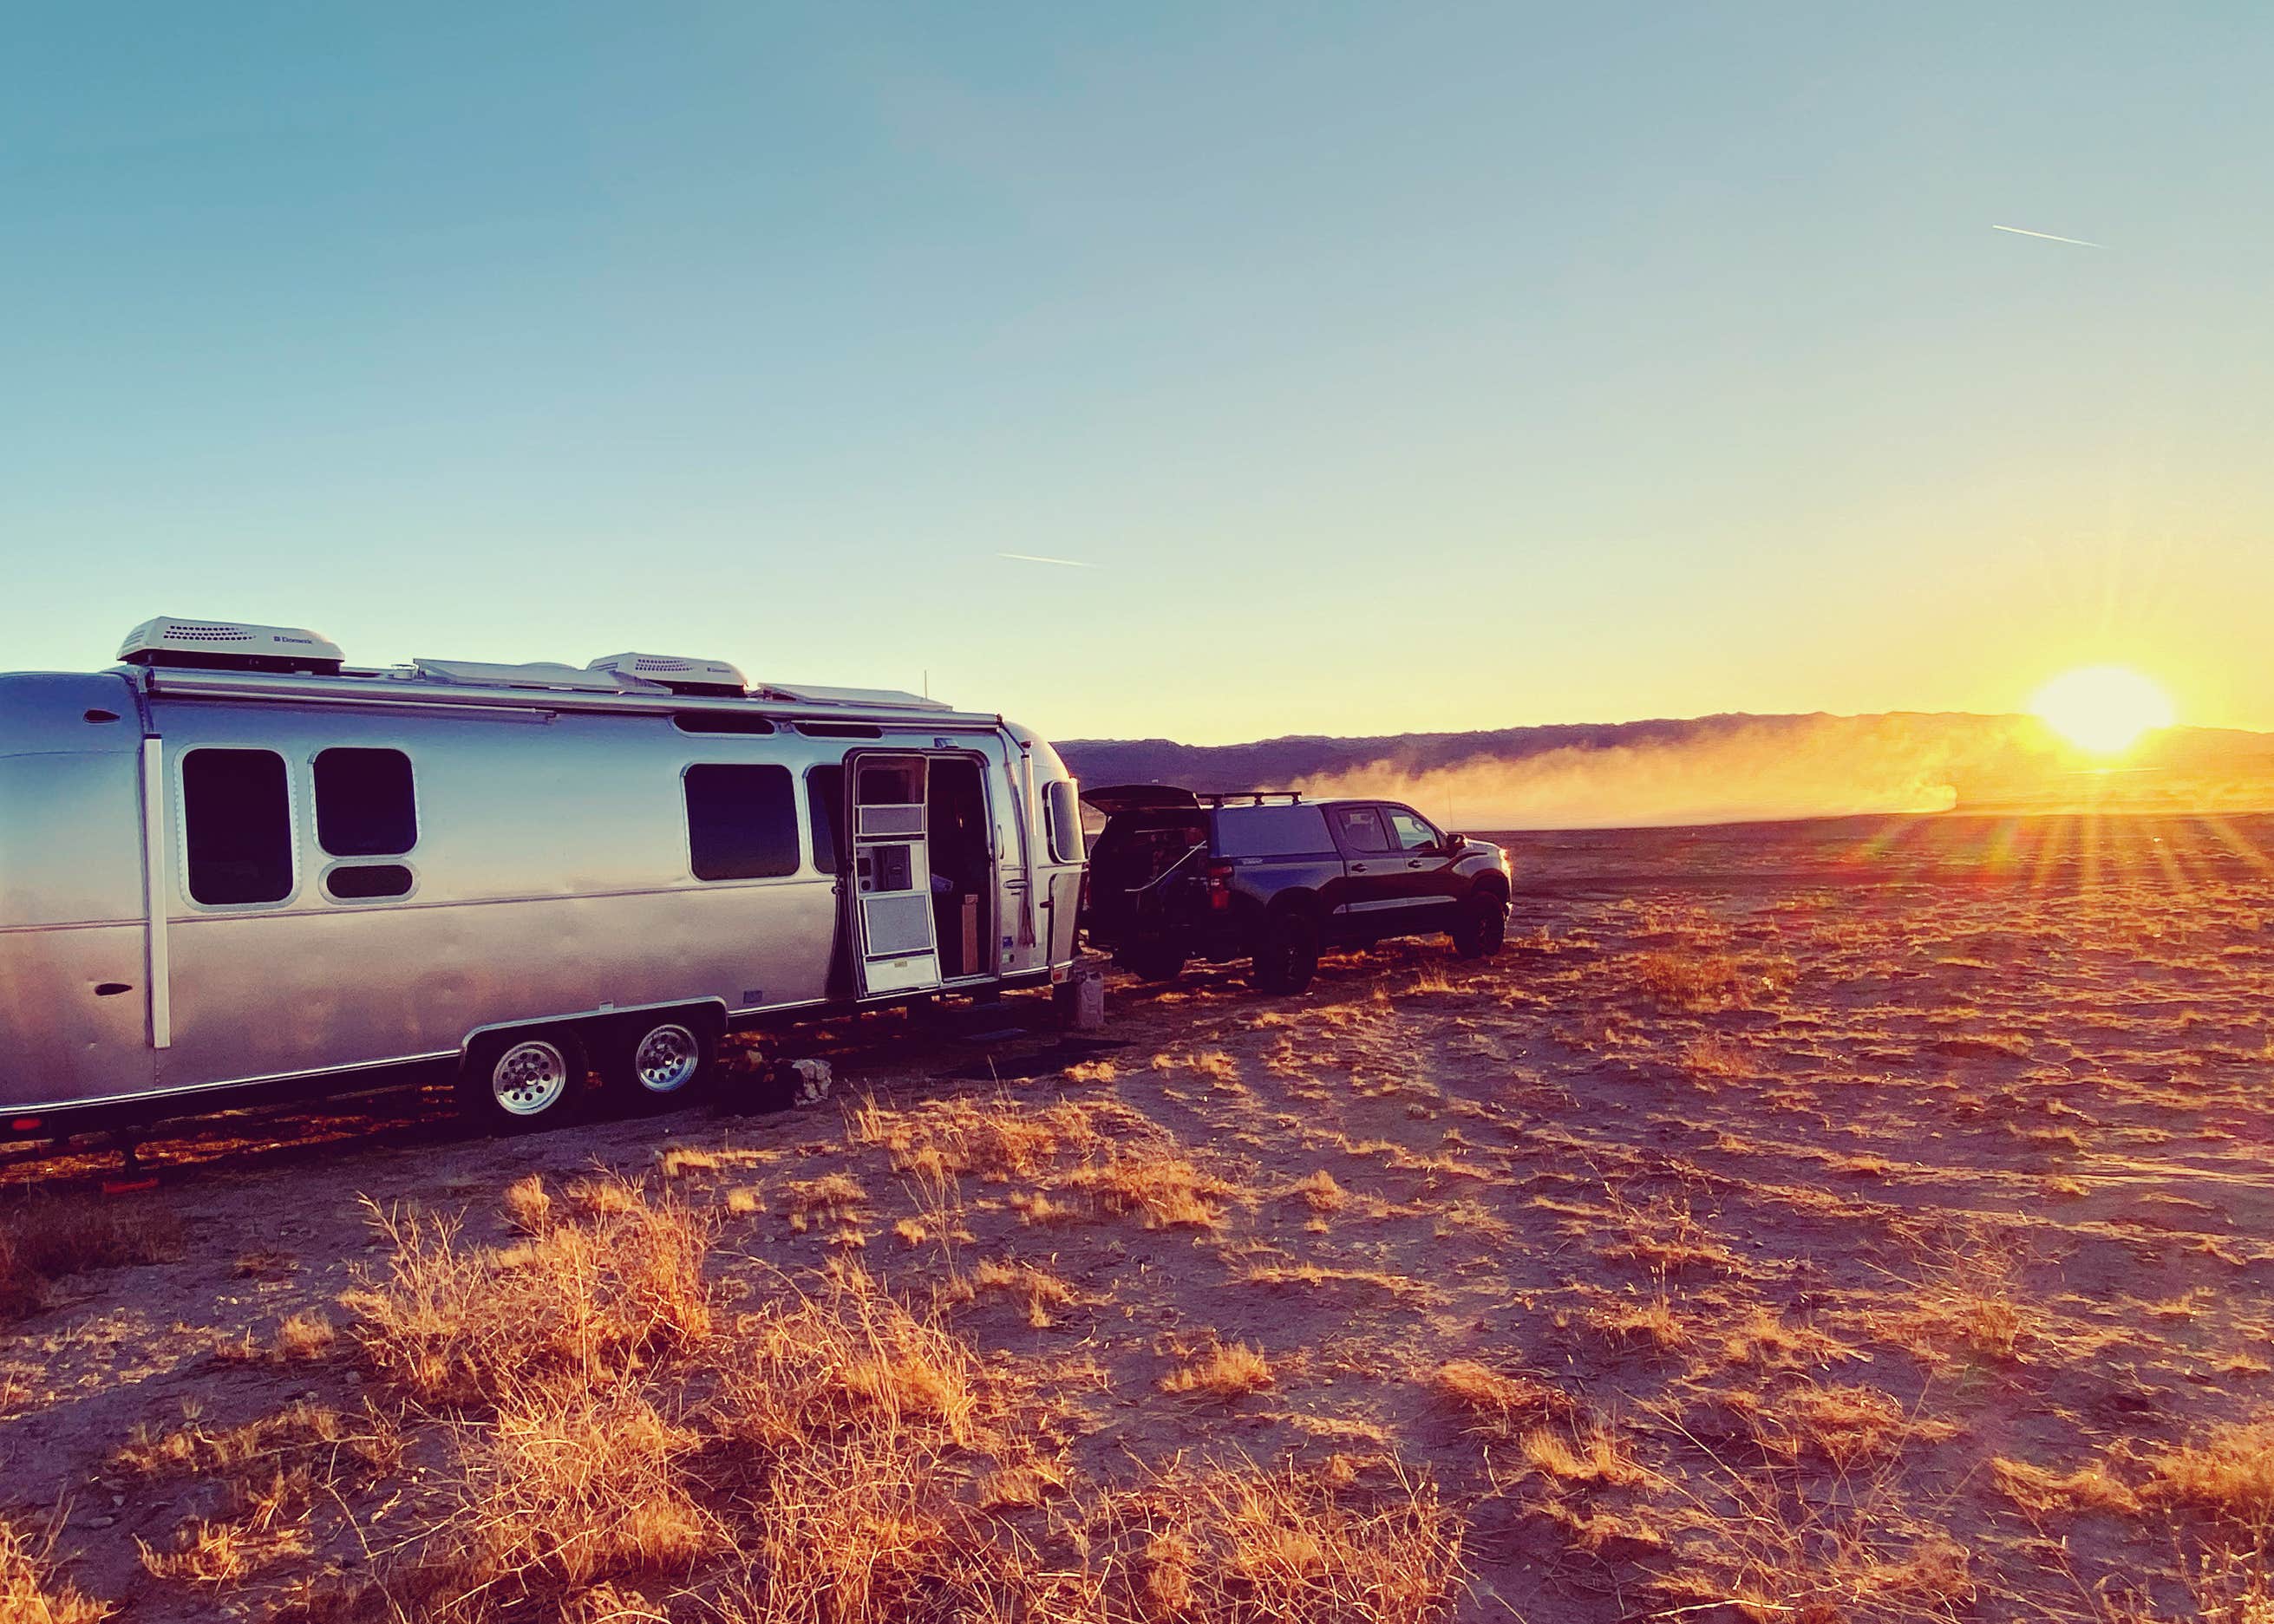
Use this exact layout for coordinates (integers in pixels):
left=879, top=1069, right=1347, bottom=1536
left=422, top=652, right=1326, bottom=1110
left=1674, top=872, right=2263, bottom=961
left=182, top=747, right=295, bottom=906
left=314, top=747, right=417, bottom=856
left=1386, top=808, right=1440, bottom=851
left=1045, top=780, right=1085, bottom=864
left=1330, top=805, right=1393, bottom=854
left=685, top=763, right=799, bottom=881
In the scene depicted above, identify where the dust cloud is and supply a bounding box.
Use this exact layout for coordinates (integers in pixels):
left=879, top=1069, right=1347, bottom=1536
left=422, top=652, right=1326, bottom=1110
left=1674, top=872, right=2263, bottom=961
left=1291, top=714, right=2057, bottom=831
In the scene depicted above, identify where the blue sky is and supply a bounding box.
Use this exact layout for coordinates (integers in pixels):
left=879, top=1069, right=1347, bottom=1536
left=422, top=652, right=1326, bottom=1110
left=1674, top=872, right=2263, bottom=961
left=3, top=3, right=2270, bottom=742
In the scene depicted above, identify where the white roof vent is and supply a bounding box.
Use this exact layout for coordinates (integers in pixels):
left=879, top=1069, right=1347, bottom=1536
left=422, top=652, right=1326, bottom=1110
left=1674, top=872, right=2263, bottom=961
left=119, top=616, right=344, bottom=675
left=586, top=651, right=748, bottom=697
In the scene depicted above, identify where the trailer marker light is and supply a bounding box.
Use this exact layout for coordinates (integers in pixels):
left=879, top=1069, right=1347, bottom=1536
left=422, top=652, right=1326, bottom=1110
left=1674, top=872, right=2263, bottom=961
left=9, top=1117, right=40, bottom=1134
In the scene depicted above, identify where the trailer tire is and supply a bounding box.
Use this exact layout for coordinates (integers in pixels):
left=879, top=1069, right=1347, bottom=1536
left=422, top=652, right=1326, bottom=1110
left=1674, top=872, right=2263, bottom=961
left=460, top=1029, right=587, bottom=1131
left=1451, top=890, right=1509, bottom=959
left=1251, top=907, right=1319, bottom=995
left=604, top=1014, right=718, bottom=1111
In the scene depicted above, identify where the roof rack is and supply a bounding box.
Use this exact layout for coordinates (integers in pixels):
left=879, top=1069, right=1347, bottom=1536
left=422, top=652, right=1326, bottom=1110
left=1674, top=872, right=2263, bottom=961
left=1200, top=790, right=1305, bottom=806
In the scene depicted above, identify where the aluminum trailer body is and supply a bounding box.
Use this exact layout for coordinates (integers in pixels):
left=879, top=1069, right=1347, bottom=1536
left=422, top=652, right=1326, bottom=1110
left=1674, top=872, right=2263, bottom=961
left=0, top=623, right=1088, bottom=1125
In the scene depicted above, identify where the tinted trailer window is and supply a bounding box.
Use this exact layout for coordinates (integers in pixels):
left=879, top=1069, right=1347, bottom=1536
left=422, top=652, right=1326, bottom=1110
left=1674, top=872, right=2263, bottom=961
left=182, top=747, right=295, bottom=905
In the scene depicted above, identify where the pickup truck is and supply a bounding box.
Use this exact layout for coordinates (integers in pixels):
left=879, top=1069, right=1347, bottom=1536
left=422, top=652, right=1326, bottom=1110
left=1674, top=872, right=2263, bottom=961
left=1077, top=787, right=1513, bottom=995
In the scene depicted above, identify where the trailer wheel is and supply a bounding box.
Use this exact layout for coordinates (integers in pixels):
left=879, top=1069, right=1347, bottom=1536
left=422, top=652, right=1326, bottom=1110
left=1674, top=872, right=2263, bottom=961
left=1251, top=908, right=1319, bottom=995
left=1451, top=890, right=1509, bottom=959
left=461, top=1030, right=586, bottom=1130
left=605, top=1014, right=717, bottom=1110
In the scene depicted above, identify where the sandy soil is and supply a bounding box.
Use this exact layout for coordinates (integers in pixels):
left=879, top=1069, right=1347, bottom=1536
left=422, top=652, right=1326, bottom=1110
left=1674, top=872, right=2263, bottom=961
left=7, top=812, right=2274, bottom=1621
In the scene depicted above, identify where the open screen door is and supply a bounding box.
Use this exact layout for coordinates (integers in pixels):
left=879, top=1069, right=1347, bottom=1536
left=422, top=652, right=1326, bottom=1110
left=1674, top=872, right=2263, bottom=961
left=844, top=753, right=943, bottom=997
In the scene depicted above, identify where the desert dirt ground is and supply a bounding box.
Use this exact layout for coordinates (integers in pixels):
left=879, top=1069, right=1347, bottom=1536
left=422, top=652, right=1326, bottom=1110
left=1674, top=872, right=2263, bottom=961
left=8, top=812, right=2274, bottom=1621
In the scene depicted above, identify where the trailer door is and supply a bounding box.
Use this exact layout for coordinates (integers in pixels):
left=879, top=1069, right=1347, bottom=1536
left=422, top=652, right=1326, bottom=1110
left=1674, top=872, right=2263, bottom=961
left=844, top=753, right=942, bottom=997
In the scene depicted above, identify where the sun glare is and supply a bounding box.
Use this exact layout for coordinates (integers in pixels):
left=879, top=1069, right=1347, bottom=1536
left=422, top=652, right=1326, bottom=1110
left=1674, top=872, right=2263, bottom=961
left=2029, top=665, right=2175, bottom=755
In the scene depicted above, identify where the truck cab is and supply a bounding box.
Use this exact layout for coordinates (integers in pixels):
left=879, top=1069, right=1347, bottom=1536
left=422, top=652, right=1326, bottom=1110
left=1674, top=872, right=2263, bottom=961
left=1079, top=787, right=1512, bottom=994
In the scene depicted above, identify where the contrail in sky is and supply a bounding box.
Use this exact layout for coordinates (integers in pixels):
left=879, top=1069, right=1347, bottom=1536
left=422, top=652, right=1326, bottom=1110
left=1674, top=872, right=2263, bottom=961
left=997, top=551, right=1096, bottom=568
left=1992, top=224, right=2107, bottom=249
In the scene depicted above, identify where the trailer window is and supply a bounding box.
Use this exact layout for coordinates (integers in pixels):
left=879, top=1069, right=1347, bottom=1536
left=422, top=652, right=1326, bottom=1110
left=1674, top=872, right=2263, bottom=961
left=1045, top=780, right=1085, bottom=864
left=314, top=747, right=417, bottom=856
left=685, top=764, right=799, bottom=881
left=182, top=748, right=294, bottom=906
left=807, top=766, right=846, bottom=871
left=325, top=864, right=414, bottom=901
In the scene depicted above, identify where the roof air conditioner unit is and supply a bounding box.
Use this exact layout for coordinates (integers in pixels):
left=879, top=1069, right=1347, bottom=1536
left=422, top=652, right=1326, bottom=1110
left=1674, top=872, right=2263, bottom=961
left=118, top=617, right=345, bottom=675
left=586, top=652, right=749, bottom=697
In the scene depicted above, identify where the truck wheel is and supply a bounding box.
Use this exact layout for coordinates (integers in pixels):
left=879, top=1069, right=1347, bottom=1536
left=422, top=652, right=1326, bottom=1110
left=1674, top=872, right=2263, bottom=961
left=1451, top=891, right=1509, bottom=959
left=460, top=1029, right=587, bottom=1131
left=605, top=1014, right=717, bottom=1111
left=1118, top=942, right=1187, bottom=983
left=1251, top=909, right=1319, bottom=995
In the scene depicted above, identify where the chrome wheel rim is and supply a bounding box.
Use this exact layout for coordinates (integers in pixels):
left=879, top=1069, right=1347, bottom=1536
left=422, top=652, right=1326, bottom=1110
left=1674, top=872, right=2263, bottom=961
left=633, top=1023, right=702, bottom=1094
left=492, top=1040, right=571, bottom=1117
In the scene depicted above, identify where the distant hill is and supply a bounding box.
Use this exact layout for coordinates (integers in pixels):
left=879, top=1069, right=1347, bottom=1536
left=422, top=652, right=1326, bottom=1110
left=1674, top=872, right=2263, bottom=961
left=1056, top=713, right=2274, bottom=830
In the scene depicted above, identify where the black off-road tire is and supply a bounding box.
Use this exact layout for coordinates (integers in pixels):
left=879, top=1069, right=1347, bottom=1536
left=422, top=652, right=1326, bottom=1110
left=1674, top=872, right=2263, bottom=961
left=1451, top=890, right=1510, bottom=959
left=1251, top=908, right=1320, bottom=995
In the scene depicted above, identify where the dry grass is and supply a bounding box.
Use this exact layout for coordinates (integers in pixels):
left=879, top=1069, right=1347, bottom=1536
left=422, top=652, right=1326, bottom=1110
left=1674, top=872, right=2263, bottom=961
left=1064, top=1151, right=1233, bottom=1229
left=2153, top=1421, right=2274, bottom=1523
left=0, top=1513, right=107, bottom=1624
left=500, top=1173, right=552, bottom=1235
left=851, top=1094, right=1103, bottom=1185
left=1519, top=1423, right=1652, bottom=1490
left=959, top=1255, right=1075, bottom=1327
left=1078, top=1458, right=1462, bottom=1624
left=412, top=1388, right=718, bottom=1605
left=0, top=1196, right=182, bottom=1322
left=340, top=1174, right=713, bottom=1406
left=1990, top=1454, right=2142, bottom=1519
left=1632, top=949, right=1750, bottom=1011
left=1428, top=1360, right=1574, bottom=1439
left=113, top=1399, right=398, bottom=1482
left=1161, top=1340, right=1276, bottom=1399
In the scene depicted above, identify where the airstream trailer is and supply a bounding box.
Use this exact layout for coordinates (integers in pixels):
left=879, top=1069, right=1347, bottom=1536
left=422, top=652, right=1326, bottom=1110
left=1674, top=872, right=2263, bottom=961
left=0, top=618, right=1089, bottom=1129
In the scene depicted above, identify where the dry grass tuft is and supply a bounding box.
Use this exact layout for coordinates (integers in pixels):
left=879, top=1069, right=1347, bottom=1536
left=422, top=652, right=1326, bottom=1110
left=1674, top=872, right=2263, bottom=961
left=1519, top=1423, right=1652, bottom=1490
left=1991, top=1455, right=2142, bottom=1519
left=0, top=1196, right=182, bottom=1322
left=500, top=1174, right=552, bottom=1235
left=114, top=1399, right=398, bottom=1482
left=2152, top=1420, right=2274, bottom=1523
left=414, top=1388, right=718, bottom=1605
left=1632, top=949, right=1751, bottom=1011
left=1429, top=1360, right=1574, bottom=1438
left=0, top=1513, right=107, bottom=1624
left=1161, top=1341, right=1276, bottom=1399
left=1083, top=1459, right=1462, bottom=1624
left=341, top=1176, right=713, bottom=1406
left=963, top=1256, right=1075, bottom=1327
left=1065, top=1151, right=1233, bottom=1230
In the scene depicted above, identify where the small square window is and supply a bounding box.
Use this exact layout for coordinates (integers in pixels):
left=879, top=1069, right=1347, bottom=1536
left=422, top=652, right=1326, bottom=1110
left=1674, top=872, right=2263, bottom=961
left=686, top=764, right=799, bottom=881
left=314, top=747, right=417, bottom=857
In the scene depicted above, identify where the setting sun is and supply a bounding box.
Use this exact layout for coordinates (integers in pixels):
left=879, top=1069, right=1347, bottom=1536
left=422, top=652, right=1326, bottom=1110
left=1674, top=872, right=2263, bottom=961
left=2029, top=665, right=2176, bottom=755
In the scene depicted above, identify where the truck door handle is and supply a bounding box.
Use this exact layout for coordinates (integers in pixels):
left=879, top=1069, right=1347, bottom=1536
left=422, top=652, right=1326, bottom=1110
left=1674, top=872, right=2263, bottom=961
left=1349, top=864, right=1369, bottom=873
left=95, top=982, right=133, bottom=997
left=1407, top=858, right=1424, bottom=868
